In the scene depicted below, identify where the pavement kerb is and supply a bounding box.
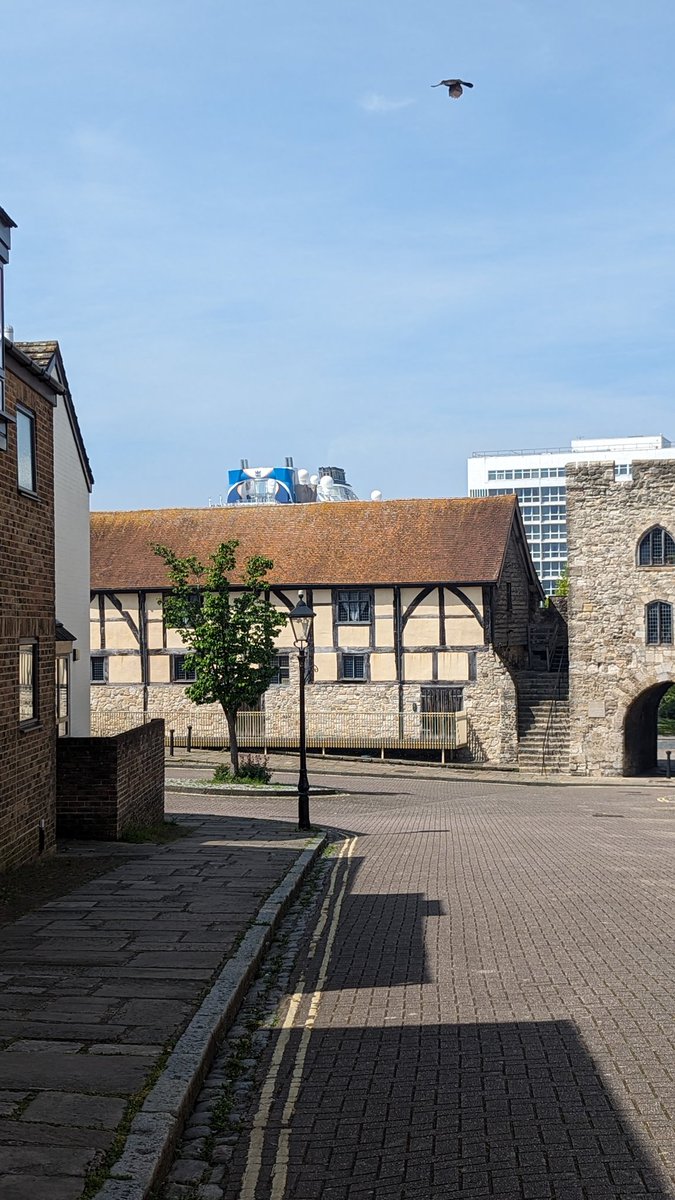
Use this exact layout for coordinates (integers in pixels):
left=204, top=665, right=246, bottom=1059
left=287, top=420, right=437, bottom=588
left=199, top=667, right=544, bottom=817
left=92, top=831, right=326, bottom=1200
left=165, top=780, right=344, bottom=797
left=164, top=754, right=675, bottom=789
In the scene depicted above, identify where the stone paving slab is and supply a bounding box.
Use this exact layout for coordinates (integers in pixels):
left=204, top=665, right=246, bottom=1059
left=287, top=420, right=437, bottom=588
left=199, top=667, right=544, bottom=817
left=0, top=811, right=312, bottom=1198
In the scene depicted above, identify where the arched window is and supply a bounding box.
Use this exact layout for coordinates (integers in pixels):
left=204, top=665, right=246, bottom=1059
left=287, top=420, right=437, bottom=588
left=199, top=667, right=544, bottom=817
left=646, top=601, right=673, bottom=645
left=638, top=527, right=675, bottom=566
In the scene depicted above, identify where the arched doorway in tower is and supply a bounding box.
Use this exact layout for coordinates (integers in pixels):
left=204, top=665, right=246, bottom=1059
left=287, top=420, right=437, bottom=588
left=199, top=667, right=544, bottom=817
left=623, top=682, right=675, bottom=775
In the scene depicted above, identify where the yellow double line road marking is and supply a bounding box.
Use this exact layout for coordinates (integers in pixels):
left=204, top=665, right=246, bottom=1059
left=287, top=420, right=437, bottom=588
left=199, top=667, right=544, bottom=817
left=239, top=835, right=358, bottom=1200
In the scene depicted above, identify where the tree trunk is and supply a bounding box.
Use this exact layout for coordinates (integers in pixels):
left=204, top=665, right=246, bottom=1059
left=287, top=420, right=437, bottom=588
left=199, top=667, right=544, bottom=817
left=225, top=708, right=239, bottom=774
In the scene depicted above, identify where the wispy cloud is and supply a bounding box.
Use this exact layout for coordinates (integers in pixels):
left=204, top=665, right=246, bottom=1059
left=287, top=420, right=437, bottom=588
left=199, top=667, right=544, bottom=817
left=359, top=92, right=415, bottom=114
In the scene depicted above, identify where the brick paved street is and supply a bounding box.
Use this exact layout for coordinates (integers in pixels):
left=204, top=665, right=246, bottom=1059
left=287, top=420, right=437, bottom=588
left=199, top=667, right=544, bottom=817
left=165, top=771, right=675, bottom=1199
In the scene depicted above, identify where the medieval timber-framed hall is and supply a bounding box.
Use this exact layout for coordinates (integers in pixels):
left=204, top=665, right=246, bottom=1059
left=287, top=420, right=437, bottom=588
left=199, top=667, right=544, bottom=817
left=90, top=496, right=544, bottom=763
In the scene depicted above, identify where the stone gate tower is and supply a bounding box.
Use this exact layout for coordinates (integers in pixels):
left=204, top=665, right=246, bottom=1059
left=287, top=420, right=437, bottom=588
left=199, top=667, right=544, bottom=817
left=567, top=459, right=675, bottom=775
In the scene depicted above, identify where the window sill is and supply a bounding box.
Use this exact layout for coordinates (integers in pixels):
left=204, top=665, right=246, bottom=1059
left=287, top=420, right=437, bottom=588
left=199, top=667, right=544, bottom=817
left=17, top=487, right=39, bottom=502
left=336, top=621, right=372, bottom=627
left=19, top=720, right=41, bottom=733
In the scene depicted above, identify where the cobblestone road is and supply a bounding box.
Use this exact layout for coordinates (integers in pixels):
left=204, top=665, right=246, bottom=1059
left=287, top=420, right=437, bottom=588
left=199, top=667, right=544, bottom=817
left=165, top=773, right=675, bottom=1199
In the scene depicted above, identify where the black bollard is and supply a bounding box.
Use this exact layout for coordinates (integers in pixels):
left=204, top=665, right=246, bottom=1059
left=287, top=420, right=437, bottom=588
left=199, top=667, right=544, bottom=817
left=187, top=725, right=192, bottom=753
left=666, top=749, right=672, bottom=779
left=169, top=728, right=175, bottom=757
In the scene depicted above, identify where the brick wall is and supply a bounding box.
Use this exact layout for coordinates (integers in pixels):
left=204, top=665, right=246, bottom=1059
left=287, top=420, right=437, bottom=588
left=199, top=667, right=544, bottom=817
left=0, top=360, right=57, bottom=871
left=56, top=719, right=165, bottom=839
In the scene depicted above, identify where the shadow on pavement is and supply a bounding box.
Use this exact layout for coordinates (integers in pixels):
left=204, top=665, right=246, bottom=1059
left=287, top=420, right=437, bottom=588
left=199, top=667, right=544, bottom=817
left=253, top=1019, right=670, bottom=1198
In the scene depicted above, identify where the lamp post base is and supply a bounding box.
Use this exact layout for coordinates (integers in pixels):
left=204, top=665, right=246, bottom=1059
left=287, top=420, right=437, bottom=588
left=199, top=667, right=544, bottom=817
left=298, top=785, right=311, bottom=831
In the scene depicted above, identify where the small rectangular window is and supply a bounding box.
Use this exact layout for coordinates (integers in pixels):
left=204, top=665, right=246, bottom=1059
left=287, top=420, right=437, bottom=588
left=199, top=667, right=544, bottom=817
left=342, top=654, right=366, bottom=680
left=171, top=653, right=196, bottom=682
left=16, top=407, right=37, bottom=493
left=56, top=655, right=69, bottom=736
left=270, top=653, right=290, bottom=685
left=90, top=655, right=107, bottom=683
left=19, top=641, right=38, bottom=723
left=336, top=590, right=371, bottom=624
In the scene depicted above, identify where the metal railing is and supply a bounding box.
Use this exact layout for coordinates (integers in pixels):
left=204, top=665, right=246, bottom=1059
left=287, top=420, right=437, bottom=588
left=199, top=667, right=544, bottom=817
left=90, top=708, right=468, bottom=755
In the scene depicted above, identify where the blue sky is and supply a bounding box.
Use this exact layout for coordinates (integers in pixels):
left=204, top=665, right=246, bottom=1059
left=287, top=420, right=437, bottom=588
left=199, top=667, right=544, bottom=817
left=3, top=1, right=675, bottom=507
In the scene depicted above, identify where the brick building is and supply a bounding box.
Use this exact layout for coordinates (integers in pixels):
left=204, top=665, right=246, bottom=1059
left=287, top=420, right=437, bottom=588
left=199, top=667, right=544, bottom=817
left=0, top=335, right=61, bottom=869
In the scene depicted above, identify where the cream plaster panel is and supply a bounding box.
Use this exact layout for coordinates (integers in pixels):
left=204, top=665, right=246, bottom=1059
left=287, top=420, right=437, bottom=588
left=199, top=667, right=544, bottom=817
left=370, top=653, right=397, bottom=681
left=448, top=586, right=483, bottom=615
left=374, top=588, right=393, bottom=617
left=146, top=593, right=164, bottom=620
left=146, top=619, right=164, bottom=650
left=437, top=652, right=470, bottom=681
left=403, top=652, right=434, bottom=680
left=108, top=655, right=142, bottom=684
left=165, top=630, right=191, bottom=652
left=107, top=593, right=139, bottom=620
left=337, top=625, right=371, bottom=649
left=313, top=589, right=332, bottom=606
left=274, top=622, right=297, bottom=649
left=312, top=604, right=333, bottom=647
left=105, top=619, right=138, bottom=651
left=401, top=587, right=437, bottom=610
left=403, top=616, right=439, bottom=647
left=90, top=618, right=101, bottom=652
left=375, top=618, right=394, bottom=648
left=148, top=655, right=170, bottom=684
left=314, top=652, right=338, bottom=682
left=444, top=615, right=481, bottom=646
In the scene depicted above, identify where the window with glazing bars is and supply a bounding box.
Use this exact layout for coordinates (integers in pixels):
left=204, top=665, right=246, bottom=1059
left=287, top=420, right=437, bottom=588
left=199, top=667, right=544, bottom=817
left=90, top=655, right=107, bottom=683
left=336, top=590, right=371, bottom=623
left=646, top=601, right=673, bottom=645
left=342, top=654, right=366, bottom=680
left=171, top=653, right=196, bottom=682
left=638, top=527, right=675, bottom=566
left=270, top=653, right=290, bottom=684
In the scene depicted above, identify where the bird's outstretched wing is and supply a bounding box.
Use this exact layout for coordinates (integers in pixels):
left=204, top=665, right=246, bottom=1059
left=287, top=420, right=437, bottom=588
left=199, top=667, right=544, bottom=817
left=431, top=78, right=474, bottom=88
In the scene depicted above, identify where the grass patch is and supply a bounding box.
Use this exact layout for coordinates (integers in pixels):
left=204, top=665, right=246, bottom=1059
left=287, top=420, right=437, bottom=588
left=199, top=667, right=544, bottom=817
left=120, top=820, right=190, bottom=844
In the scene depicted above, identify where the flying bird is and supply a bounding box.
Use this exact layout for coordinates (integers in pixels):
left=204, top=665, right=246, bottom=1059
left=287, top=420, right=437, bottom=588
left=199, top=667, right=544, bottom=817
left=432, top=78, right=474, bottom=99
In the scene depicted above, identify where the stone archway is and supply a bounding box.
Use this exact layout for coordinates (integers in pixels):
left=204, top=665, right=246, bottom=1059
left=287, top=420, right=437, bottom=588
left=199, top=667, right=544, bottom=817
left=623, top=682, right=673, bottom=775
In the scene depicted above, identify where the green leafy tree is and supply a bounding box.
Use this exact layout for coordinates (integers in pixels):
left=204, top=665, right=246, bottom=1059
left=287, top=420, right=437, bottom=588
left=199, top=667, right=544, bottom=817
left=553, top=566, right=569, bottom=598
left=659, top=685, right=675, bottom=721
left=154, top=540, right=287, bottom=773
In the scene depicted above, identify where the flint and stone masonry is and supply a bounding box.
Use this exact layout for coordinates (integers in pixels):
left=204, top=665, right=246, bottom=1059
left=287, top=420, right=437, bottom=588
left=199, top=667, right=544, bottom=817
left=567, top=459, right=675, bottom=776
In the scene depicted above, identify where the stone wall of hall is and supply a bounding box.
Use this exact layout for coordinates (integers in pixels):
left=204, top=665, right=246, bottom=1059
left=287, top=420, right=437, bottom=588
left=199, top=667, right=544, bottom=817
left=90, top=644, right=519, bottom=763
left=567, top=459, right=675, bottom=775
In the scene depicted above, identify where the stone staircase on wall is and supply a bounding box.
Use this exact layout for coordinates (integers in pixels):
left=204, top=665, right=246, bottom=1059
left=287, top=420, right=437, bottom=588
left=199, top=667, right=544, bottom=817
left=517, top=669, right=570, bottom=773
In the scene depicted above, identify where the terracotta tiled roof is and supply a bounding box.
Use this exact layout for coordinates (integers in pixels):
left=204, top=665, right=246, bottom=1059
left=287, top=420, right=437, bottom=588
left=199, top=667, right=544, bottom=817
left=91, top=496, right=519, bottom=590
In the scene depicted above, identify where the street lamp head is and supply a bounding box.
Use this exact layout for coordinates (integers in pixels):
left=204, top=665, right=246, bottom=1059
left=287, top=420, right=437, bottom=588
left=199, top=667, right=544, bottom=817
left=289, top=590, right=315, bottom=649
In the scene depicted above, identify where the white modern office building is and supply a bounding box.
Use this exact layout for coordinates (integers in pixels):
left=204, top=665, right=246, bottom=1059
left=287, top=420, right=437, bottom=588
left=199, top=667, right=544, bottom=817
left=468, top=436, right=675, bottom=595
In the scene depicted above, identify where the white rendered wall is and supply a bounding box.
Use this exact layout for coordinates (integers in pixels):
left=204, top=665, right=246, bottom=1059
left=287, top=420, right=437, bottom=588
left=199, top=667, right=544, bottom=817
left=54, top=395, right=91, bottom=735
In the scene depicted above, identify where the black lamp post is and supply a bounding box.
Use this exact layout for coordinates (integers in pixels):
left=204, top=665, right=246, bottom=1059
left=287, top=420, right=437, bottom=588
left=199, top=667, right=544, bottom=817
left=289, top=590, right=315, bottom=830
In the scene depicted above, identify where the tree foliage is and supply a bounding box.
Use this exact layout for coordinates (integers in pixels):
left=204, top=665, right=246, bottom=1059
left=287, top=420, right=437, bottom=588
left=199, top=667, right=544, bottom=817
left=553, top=566, right=569, bottom=598
left=659, top=685, right=675, bottom=720
left=153, top=540, right=287, bottom=771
